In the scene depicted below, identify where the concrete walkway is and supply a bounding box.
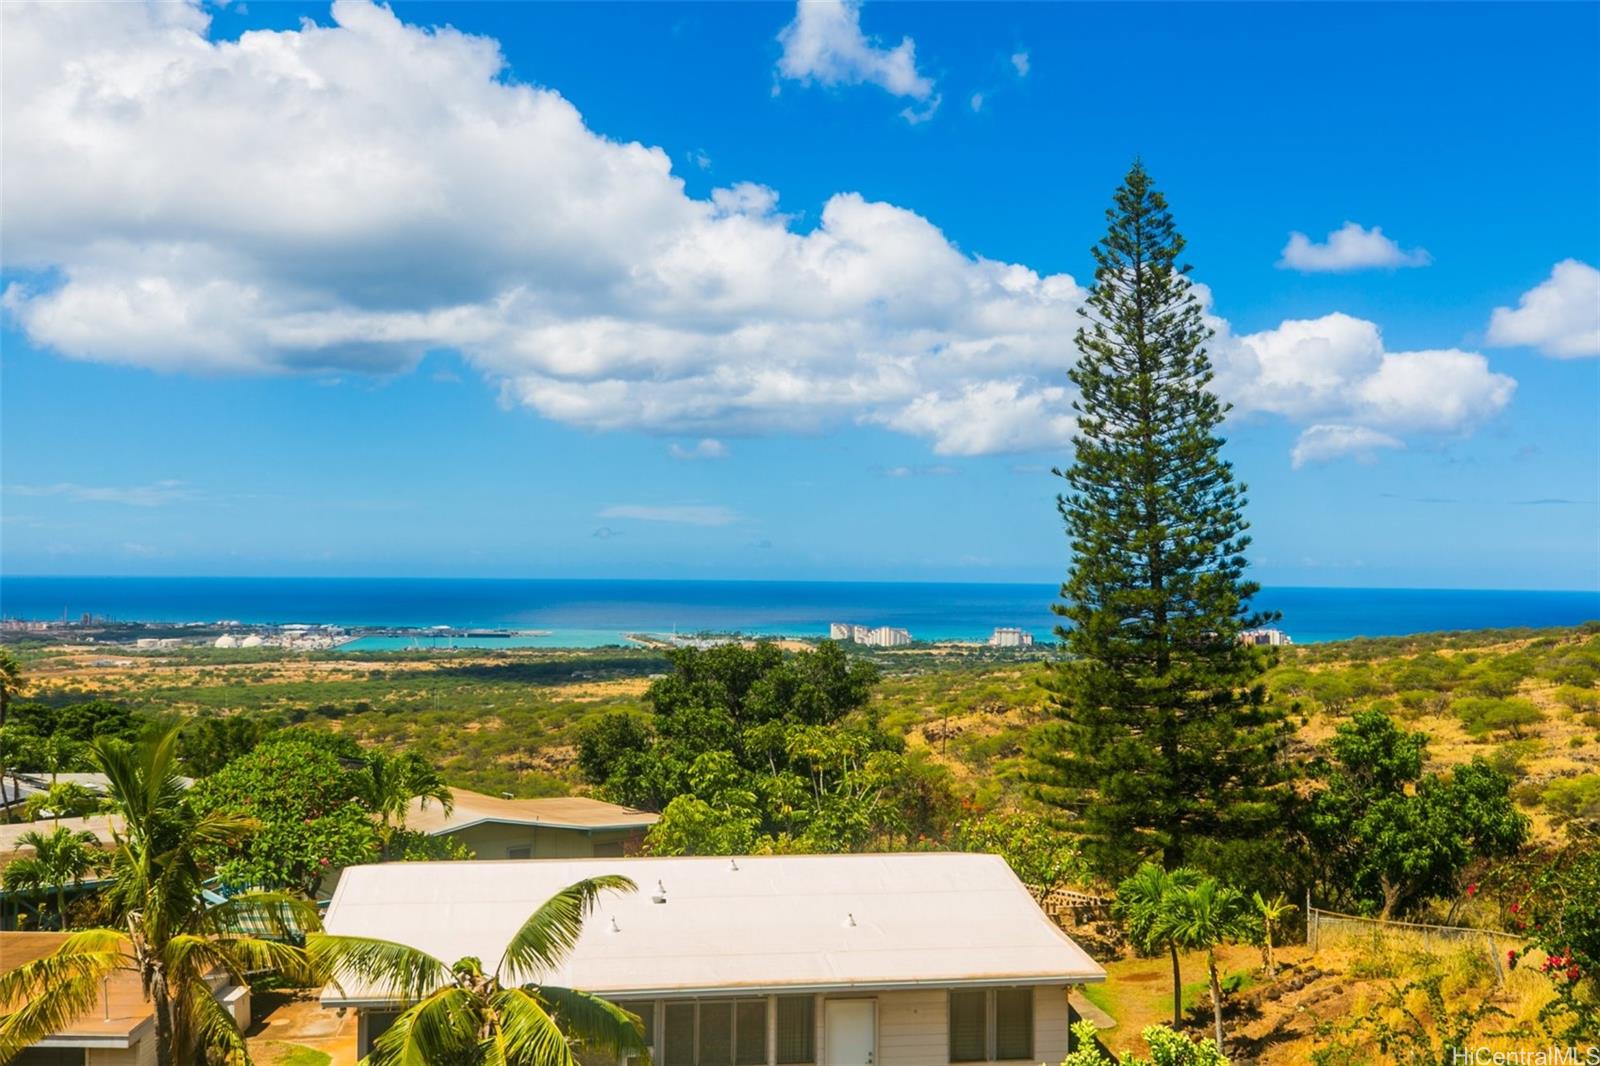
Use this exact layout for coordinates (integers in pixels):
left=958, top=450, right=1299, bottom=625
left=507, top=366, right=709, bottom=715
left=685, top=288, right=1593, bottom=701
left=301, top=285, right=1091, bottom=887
left=1069, top=989, right=1117, bottom=1030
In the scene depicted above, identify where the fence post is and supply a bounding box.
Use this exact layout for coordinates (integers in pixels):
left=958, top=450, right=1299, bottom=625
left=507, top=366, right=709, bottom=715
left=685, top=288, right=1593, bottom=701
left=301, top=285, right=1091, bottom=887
left=1306, top=889, right=1316, bottom=953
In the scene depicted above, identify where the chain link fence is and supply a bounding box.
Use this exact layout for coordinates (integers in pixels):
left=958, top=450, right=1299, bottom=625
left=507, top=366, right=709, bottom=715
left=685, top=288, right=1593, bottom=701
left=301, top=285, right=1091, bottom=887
left=1307, top=905, right=1528, bottom=981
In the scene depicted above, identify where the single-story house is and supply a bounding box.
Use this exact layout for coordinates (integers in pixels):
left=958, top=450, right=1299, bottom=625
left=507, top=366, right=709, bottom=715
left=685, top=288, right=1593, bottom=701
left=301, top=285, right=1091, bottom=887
left=405, top=788, right=659, bottom=859
left=320, top=852, right=1106, bottom=1064
left=0, top=931, right=250, bottom=1066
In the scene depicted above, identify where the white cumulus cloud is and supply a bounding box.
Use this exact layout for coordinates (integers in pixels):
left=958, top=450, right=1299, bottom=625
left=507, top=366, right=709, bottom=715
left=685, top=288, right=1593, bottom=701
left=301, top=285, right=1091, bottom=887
left=0, top=1, right=1518, bottom=467
left=1487, top=259, right=1600, bottom=359
left=776, top=0, right=938, bottom=120
left=1278, top=222, right=1432, bottom=273
left=1291, top=425, right=1405, bottom=468
left=1211, top=311, right=1514, bottom=465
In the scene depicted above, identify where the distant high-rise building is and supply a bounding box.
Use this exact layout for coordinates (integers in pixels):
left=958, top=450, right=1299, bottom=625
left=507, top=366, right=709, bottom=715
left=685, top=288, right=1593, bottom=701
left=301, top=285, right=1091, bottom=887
left=988, top=627, right=1034, bottom=647
left=866, top=626, right=912, bottom=647
left=828, top=622, right=913, bottom=647
left=1239, top=628, right=1292, bottom=647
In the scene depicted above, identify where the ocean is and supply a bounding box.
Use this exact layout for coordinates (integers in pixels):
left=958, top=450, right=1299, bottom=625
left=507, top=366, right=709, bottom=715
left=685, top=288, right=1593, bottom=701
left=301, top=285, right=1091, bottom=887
left=2, top=576, right=1597, bottom=648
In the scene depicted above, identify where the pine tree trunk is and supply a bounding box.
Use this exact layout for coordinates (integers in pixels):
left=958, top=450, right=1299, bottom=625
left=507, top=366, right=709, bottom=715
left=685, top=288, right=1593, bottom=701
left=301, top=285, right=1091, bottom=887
left=1169, top=942, right=1182, bottom=1028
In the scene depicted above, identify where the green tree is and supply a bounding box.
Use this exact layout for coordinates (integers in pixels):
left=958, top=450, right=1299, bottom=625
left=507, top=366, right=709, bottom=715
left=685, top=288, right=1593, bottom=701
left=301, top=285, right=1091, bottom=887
left=188, top=736, right=378, bottom=893
left=1542, top=774, right=1600, bottom=834
left=354, top=749, right=455, bottom=858
left=1452, top=696, right=1544, bottom=739
left=1307, top=711, right=1528, bottom=918
left=0, top=727, right=316, bottom=1066
left=308, top=876, right=647, bottom=1066
left=178, top=714, right=275, bottom=777
left=0, top=651, right=24, bottom=824
left=1114, top=863, right=1202, bottom=1029
left=947, top=808, right=1089, bottom=890
left=2, top=824, right=101, bottom=928
left=1157, top=878, right=1255, bottom=1051
left=580, top=641, right=919, bottom=854
left=1030, top=162, right=1287, bottom=880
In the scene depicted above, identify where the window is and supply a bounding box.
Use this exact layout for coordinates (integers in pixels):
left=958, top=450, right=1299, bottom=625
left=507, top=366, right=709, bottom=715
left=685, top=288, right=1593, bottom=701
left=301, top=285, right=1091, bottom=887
left=948, top=989, right=1034, bottom=1063
left=659, top=999, right=773, bottom=1066
left=736, top=1000, right=768, bottom=1066
left=775, top=995, right=814, bottom=1065
left=700, top=1003, right=734, bottom=1066
left=948, top=991, right=987, bottom=1063
left=994, top=989, right=1033, bottom=1060
left=665, top=1003, right=696, bottom=1066
left=506, top=845, right=532, bottom=860
left=613, top=1000, right=656, bottom=1050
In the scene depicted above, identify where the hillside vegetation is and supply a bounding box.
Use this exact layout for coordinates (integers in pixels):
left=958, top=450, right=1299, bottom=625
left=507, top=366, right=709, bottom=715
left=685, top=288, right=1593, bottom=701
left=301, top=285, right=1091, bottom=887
left=11, top=623, right=1598, bottom=837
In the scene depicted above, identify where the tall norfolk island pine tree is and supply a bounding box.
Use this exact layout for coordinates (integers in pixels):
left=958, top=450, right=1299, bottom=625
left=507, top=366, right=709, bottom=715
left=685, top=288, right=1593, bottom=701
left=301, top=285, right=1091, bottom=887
left=1031, top=162, right=1289, bottom=881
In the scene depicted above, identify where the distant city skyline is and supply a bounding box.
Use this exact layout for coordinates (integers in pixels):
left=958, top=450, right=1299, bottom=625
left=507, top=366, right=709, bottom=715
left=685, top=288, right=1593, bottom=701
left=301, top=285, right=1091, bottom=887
left=2, top=1, right=1597, bottom=590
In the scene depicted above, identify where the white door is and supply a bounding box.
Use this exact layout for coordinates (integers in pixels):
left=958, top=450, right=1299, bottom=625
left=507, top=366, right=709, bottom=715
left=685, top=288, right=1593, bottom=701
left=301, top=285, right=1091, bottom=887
left=824, top=999, right=876, bottom=1066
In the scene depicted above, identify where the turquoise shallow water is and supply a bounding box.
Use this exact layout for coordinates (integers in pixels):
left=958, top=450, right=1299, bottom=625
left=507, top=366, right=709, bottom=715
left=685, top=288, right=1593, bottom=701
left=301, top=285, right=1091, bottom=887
left=2, top=576, right=1597, bottom=646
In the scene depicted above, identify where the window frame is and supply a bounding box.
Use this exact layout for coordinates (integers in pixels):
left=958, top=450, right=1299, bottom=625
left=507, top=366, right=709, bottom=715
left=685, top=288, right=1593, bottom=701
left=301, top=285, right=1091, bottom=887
left=947, top=987, right=1035, bottom=1064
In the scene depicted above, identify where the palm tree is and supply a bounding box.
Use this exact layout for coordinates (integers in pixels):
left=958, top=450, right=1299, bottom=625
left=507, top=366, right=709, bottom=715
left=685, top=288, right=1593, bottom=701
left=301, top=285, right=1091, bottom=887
left=0, top=651, right=25, bottom=824
left=355, top=750, right=454, bottom=858
left=22, top=781, right=102, bottom=823
left=1250, top=891, right=1295, bottom=977
left=1114, top=863, right=1201, bottom=1028
left=309, top=875, right=648, bottom=1066
left=0, top=726, right=317, bottom=1066
left=1157, top=876, right=1256, bottom=1051
left=2, top=824, right=101, bottom=928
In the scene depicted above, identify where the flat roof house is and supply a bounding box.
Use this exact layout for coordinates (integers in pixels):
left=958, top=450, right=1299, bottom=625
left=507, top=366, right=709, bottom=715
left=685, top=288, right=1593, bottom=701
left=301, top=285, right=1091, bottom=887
left=406, top=788, right=659, bottom=860
left=320, top=852, right=1105, bottom=1065
left=0, top=931, right=250, bottom=1066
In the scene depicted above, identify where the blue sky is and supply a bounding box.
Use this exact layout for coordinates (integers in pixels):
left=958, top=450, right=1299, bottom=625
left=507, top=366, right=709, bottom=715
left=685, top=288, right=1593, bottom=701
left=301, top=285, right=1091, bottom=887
left=2, top=1, right=1597, bottom=589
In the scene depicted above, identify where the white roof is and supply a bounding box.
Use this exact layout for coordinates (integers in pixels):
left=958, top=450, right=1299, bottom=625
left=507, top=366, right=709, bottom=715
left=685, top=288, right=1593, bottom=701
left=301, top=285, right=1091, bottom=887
left=320, top=853, right=1103, bottom=1005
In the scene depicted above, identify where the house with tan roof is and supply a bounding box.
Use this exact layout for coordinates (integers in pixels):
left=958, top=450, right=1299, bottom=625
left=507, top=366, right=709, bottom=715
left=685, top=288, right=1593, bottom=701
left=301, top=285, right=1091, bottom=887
left=406, top=787, right=659, bottom=860
left=0, top=931, right=250, bottom=1066
left=320, top=852, right=1106, bottom=1064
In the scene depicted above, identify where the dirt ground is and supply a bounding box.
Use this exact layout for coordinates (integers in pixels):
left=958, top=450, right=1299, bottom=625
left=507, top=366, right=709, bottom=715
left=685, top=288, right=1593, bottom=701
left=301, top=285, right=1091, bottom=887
left=248, top=990, right=358, bottom=1066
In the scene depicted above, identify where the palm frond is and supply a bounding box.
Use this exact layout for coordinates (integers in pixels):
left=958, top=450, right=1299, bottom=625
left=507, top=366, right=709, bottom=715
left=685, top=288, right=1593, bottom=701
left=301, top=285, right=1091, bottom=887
left=498, top=876, right=635, bottom=984
left=534, top=985, right=649, bottom=1059
left=491, top=986, right=580, bottom=1066
left=215, top=934, right=320, bottom=986
left=181, top=974, right=252, bottom=1066
left=368, top=987, right=477, bottom=1066
left=307, top=933, right=451, bottom=1004
left=202, top=889, right=321, bottom=940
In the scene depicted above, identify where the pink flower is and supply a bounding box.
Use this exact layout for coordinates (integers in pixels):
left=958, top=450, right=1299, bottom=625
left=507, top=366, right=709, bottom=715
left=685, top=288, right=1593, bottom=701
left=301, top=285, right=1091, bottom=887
left=1465, top=883, right=1478, bottom=897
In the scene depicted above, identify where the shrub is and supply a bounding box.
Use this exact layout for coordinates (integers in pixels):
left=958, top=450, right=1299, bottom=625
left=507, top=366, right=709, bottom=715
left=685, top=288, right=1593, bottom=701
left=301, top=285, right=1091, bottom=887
left=1452, top=697, right=1544, bottom=739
